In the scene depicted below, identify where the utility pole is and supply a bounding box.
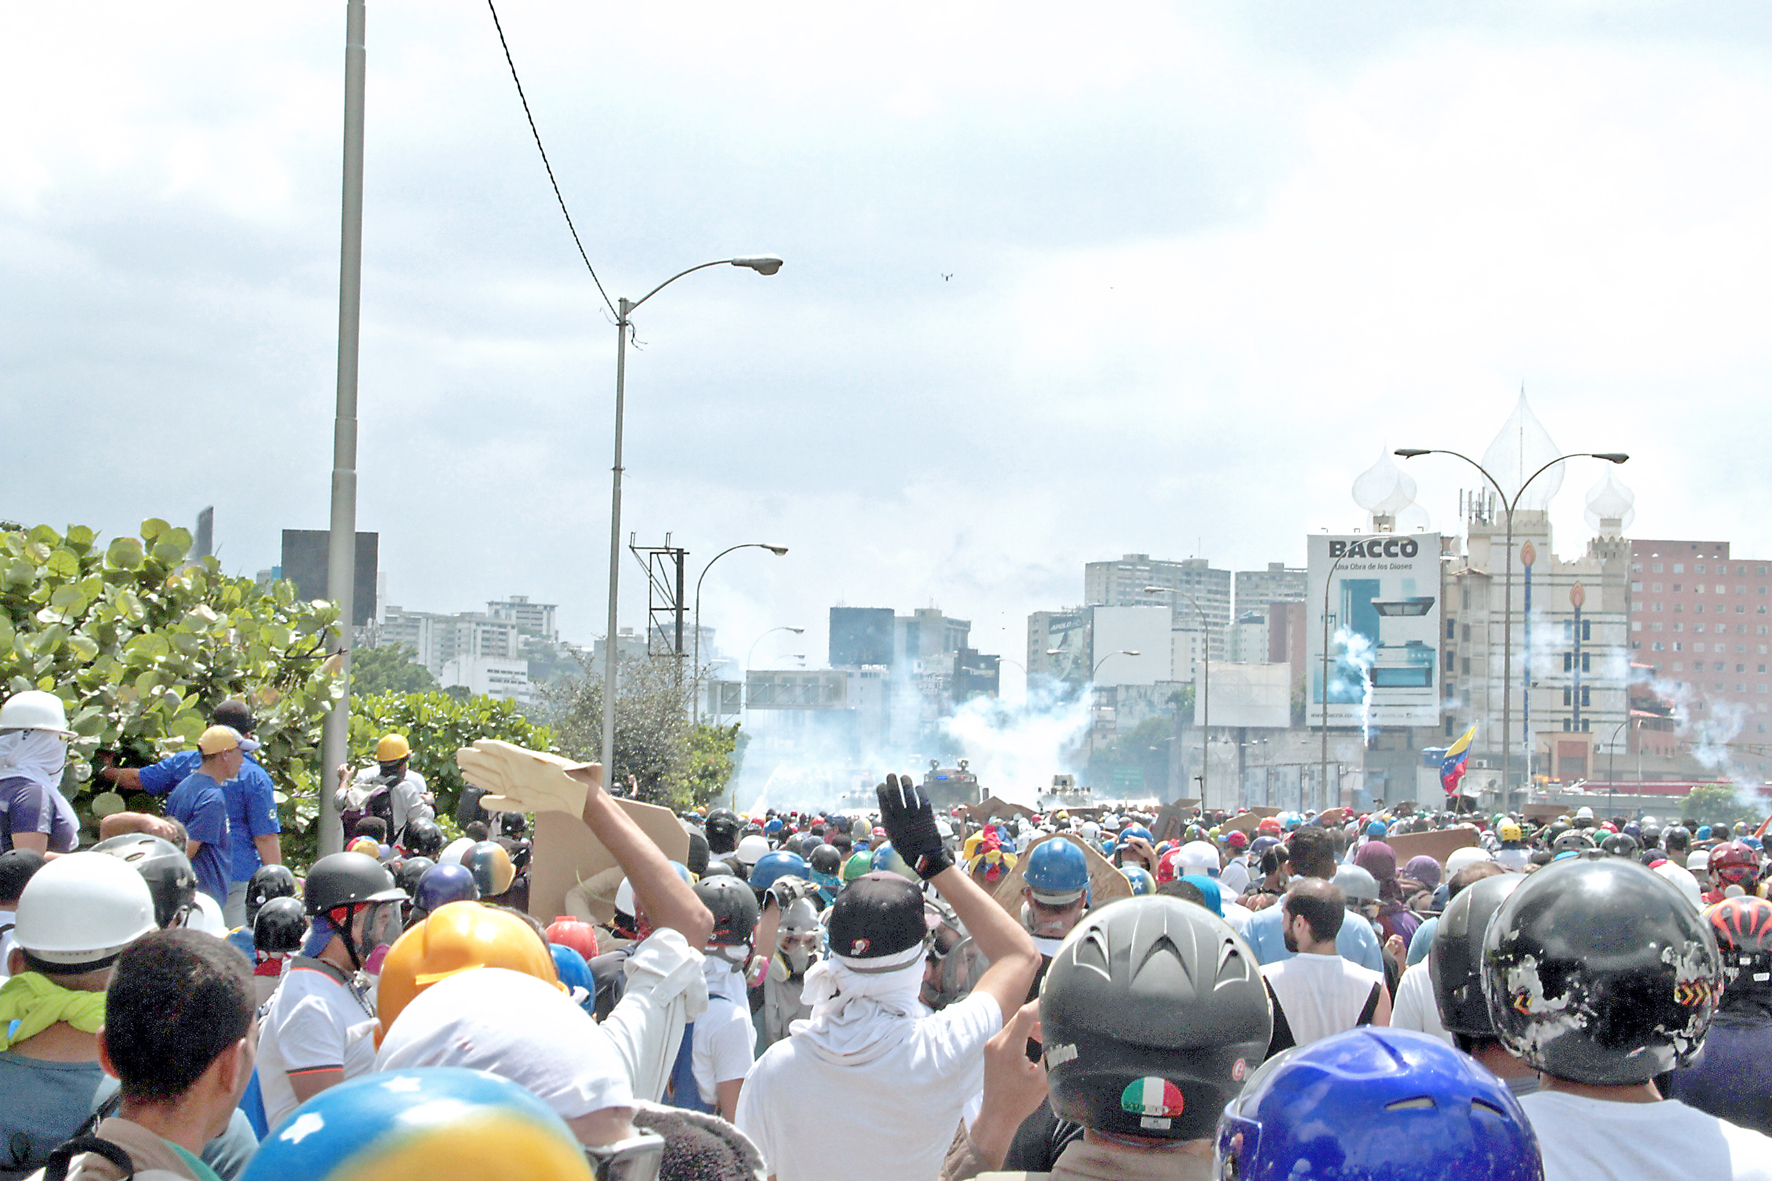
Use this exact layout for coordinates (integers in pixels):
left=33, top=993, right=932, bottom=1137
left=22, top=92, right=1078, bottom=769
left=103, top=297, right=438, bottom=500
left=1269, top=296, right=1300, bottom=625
left=319, top=0, right=367, bottom=857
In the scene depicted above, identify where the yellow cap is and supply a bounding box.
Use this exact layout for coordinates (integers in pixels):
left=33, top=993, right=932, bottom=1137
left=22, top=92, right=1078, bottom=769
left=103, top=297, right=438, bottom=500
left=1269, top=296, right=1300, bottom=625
left=198, top=725, right=258, bottom=755
left=377, top=733, right=412, bottom=761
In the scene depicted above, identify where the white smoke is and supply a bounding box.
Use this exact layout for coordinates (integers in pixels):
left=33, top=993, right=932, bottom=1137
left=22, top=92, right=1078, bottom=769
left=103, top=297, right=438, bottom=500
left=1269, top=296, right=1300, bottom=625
left=729, top=677, right=1092, bottom=812
left=939, top=681, right=1092, bottom=806
left=1628, top=665, right=1761, bottom=804
left=1332, top=627, right=1376, bottom=744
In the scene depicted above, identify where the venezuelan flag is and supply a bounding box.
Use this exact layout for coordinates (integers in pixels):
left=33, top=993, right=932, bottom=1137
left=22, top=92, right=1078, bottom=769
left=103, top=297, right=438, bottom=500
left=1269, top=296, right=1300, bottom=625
left=1441, top=724, right=1478, bottom=796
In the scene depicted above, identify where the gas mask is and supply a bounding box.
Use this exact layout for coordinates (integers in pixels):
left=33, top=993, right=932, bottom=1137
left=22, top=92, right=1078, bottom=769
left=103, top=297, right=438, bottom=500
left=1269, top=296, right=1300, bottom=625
left=778, top=932, right=819, bottom=977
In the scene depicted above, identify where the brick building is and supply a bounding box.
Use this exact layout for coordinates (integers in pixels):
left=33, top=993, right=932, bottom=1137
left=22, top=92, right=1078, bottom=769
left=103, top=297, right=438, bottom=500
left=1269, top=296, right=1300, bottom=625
left=1628, top=540, right=1772, bottom=738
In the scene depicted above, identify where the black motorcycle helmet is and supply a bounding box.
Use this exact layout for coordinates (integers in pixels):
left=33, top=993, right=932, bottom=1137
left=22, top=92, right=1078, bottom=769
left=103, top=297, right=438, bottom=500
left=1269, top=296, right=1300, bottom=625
left=92, top=834, right=198, bottom=930
left=404, top=817, right=445, bottom=859
left=809, top=843, right=842, bottom=876
left=1705, top=896, right=1772, bottom=1004
left=1542, top=820, right=1571, bottom=849
left=254, top=895, right=308, bottom=956
left=683, top=825, right=711, bottom=878
left=303, top=852, right=406, bottom=970
left=693, top=875, right=761, bottom=947
left=1664, top=826, right=1692, bottom=856
left=1600, top=832, right=1640, bottom=859
left=393, top=856, right=435, bottom=898
left=245, top=864, right=298, bottom=927
left=1040, top=895, right=1270, bottom=1141
left=1483, top=853, right=1723, bottom=1084
left=704, top=807, right=742, bottom=855
left=1429, top=873, right=1523, bottom=1039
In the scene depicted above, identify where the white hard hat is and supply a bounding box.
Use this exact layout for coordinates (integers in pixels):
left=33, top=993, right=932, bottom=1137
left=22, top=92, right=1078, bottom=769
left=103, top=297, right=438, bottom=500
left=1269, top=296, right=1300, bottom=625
left=13, top=852, right=157, bottom=964
left=181, top=890, right=229, bottom=937
left=1688, top=851, right=1711, bottom=874
left=1575, top=806, right=1595, bottom=820
left=0, top=690, right=74, bottom=737
left=1178, top=841, right=1221, bottom=877
left=1445, top=847, right=1493, bottom=875
left=735, top=834, right=770, bottom=866
left=1654, top=861, right=1703, bottom=910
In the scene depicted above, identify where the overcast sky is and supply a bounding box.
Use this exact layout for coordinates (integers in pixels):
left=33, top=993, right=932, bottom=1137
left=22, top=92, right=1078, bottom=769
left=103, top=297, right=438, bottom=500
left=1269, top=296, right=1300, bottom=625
left=7, top=3, right=1772, bottom=697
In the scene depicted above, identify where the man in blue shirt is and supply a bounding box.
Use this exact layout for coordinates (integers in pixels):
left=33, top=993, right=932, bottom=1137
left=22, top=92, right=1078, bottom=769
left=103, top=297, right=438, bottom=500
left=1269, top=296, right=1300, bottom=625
left=100, top=700, right=282, bottom=928
left=1242, top=826, right=1384, bottom=972
left=165, top=727, right=256, bottom=909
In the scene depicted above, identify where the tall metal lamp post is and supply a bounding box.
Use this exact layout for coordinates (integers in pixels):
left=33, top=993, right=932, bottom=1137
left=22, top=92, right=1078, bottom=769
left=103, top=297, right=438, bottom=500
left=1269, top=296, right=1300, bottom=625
left=1318, top=548, right=1354, bottom=812
left=601, top=256, right=783, bottom=773
left=691, top=543, right=788, bottom=723
left=1394, top=448, right=1627, bottom=813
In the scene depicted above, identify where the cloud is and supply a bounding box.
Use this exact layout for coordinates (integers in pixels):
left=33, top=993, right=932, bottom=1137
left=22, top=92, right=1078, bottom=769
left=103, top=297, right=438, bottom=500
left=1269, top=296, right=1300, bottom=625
left=5, top=4, right=1772, bottom=702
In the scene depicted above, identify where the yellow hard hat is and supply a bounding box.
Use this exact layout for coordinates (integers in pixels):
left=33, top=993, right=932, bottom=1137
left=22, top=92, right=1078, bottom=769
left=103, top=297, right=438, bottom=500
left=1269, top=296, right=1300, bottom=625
left=377, top=901, right=561, bottom=1040
left=377, top=733, right=412, bottom=762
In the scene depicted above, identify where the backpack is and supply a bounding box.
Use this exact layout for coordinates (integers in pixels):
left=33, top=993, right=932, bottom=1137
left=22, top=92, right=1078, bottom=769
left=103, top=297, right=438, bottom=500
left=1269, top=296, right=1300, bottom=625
left=339, top=777, right=397, bottom=842
left=40, top=1137, right=135, bottom=1181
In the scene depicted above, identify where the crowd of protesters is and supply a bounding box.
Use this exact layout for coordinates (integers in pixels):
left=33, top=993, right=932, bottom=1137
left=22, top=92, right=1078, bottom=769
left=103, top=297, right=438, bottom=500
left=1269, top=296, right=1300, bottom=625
left=1, top=686, right=1770, bottom=1180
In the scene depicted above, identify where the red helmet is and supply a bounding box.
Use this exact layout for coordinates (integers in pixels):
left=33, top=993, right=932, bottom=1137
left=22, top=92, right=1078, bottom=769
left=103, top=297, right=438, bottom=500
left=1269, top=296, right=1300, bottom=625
left=1257, top=817, right=1283, bottom=835
left=1709, top=841, right=1760, bottom=888
left=1705, top=896, right=1772, bottom=997
left=1226, top=830, right=1249, bottom=850
left=1155, top=847, right=1184, bottom=883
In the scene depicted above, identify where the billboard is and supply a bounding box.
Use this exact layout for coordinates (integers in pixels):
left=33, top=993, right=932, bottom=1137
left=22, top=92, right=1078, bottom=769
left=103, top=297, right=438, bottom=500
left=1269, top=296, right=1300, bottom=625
left=1306, top=534, right=1442, bottom=728
left=1196, top=662, right=1291, bottom=729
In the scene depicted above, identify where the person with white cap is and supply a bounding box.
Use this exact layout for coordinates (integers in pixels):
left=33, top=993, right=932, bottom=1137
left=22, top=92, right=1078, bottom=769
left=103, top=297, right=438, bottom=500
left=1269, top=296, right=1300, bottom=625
left=0, top=852, right=158, bottom=1176
left=165, top=727, right=260, bottom=910
left=0, top=691, right=80, bottom=856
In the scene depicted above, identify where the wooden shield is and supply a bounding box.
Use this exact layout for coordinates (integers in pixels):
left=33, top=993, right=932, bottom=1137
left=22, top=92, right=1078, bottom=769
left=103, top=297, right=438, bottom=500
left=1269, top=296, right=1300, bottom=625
left=1383, top=827, right=1478, bottom=870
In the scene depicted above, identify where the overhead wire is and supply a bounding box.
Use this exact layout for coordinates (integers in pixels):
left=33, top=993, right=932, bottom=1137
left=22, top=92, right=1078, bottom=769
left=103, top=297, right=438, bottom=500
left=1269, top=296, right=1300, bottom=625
left=486, top=0, right=617, bottom=319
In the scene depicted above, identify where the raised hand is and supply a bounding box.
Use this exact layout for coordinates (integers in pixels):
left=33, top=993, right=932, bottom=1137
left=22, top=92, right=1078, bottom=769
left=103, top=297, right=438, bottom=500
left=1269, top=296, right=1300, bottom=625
left=876, top=771, right=954, bottom=880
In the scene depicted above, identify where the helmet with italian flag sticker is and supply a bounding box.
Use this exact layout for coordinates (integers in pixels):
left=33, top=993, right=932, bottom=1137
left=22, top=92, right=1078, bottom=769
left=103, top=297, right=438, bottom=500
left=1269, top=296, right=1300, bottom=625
left=1038, top=895, right=1271, bottom=1140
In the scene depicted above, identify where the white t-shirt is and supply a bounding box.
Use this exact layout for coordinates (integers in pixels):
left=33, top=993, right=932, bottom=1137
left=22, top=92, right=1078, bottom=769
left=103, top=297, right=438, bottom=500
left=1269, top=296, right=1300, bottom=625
left=737, top=990, right=1002, bottom=1181
left=256, top=958, right=379, bottom=1128
left=1261, top=952, right=1385, bottom=1047
left=1518, top=1091, right=1772, bottom=1181
left=1389, top=959, right=1451, bottom=1045
left=695, top=958, right=756, bottom=1105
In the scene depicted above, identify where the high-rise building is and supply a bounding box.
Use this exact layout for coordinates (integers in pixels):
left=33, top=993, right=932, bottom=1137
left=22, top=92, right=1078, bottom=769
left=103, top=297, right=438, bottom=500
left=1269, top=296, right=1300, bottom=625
left=829, top=607, right=895, bottom=667
left=486, top=595, right=558, bottom=641
left=1628, top=539, right=1772, bottom=738
left=1236, top=563, right=1307, bottom=613
left=1087, top=554, right=1232, bottom=661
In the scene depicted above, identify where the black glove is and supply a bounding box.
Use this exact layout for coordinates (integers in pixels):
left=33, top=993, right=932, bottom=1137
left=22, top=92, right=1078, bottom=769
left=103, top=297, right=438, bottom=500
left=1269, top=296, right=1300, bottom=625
left=877, top=772, right=954, bottom=881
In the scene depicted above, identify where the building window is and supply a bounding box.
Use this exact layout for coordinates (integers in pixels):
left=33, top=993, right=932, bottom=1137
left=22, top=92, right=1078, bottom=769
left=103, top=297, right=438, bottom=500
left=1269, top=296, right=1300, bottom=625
left=1739, top=683, right=1749, bottom=692
left=1632, top=563, right=1643, bottom=573
left=1674, top=564, right=1685, bottom=573
left=1696, top=605, right=1706, bottom=614
left=1445, top=717, right=1455, bottom=737
left=1582, top=653, right=1590, bottom=672
left=1696, top=643, right=1707, bottom=653
left=1461, top=623, right=1471, bottom=642
left=1738, top=586, right=1748, bottom=595
left=1652, top=622, right=1663, bottom=632
left=1653, top=602, right=1663, bottom=611
left=1445, top=651, right=1455, bottom=671
left=1674, top=584, right=1683, bottom=592
left=1632, top=581, right=1643, bottom=592
left=1698, top=564, right=1707, bottom=573
left=1653, top=642, right=1664, bottom=651
left=1740, top=664, right=1748, bottom=673
left=1562, top=719, right=1571, bottom=731
left=1582, top=620, right=1591, bottom=641
left=1563, top=686, right=1572, bottom=706
left=1653, top=563, right=1664, bottom=572
left=1675, top=642, right=1684, bottom=651
left=1564, top=652, right=1572, bottom=671
left=1446, top=619, right=1455, bottom=639
left=1738, top=605, right=1747, bottom=613
left=1674, top=624, right=1684, bottom=633
left=1632, top=621, right=1642, bottom=632
left=1652, top=583, right=1663, bottom=592
left=1581, top=686, right=1590, bottom=706
left=1672, top=661, right=1681, bottom=669
left=1461, top=657, right=1470, bottom=675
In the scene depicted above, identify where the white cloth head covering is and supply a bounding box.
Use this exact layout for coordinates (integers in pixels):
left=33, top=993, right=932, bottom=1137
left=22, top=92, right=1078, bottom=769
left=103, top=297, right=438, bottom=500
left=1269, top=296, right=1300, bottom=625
left=0, top=730, right=69, bottom=793
left=789, top=944, right=926, bottom=1059
left=375, top=966, right=634, bottom=1118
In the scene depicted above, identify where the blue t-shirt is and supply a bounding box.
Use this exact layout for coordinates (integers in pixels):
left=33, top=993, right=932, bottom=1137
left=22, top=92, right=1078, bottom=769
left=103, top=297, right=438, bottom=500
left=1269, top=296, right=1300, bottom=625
left=166, top=771, right=230, bottom=905
left=0, top=1052, right=116, bottom=1175
left=1242, top=892, right=1385, bottom=972
left=140, top=753, right=280, bottom=883
left=1407, top=915, right=1438, bottom=966
left=0, top=775, right=80, bottom=854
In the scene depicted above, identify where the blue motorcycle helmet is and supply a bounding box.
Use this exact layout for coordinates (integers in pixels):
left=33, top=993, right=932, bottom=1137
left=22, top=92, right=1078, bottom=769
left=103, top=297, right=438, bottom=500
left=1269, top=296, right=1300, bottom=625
left=1024, top=837, right=1091, bottom=905
left=1216, top=1027, right=1541, bottom=1181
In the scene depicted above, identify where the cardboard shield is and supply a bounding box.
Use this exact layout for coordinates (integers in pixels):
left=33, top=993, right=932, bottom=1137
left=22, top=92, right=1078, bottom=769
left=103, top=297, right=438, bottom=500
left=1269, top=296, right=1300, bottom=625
left=991, top=832, right=1132, bottom=915
left=528, top=801, right=691, bottom=925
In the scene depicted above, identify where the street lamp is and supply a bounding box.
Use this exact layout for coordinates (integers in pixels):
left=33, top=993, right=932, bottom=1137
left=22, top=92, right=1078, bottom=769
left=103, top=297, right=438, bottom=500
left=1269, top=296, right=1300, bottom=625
left=1604, top=715, right=1634, bottom=819
left=601, top=256, right=783, bottom=773
left=1396, top=447, right=1627, bottom=813
left=691, top=543, right=789, bottom=724
left=1087, top=649, right=1139, bottom=771
left=1150, top=584, right=1213, bottom=810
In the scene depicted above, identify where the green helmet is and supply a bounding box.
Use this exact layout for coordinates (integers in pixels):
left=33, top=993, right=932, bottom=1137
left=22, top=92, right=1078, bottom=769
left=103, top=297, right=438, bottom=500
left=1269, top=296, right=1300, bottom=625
left=842, top=849, right=873, bottom=882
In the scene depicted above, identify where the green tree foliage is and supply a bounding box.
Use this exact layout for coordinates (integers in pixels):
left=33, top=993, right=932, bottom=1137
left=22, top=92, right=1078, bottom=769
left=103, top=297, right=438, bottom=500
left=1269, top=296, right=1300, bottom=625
left=543, top=656, right=740, bottom=811
left=0, top=520, right=340, bottom=835
left=1681, top=783, right=1764, bottom=829
left=1087, top=715, right=1174, bottom=797
left=343, top=690, right=554, bottom=836
left=350, top=644, right=438, bottom=696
